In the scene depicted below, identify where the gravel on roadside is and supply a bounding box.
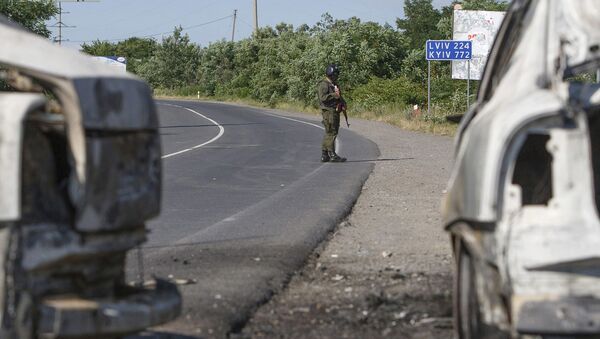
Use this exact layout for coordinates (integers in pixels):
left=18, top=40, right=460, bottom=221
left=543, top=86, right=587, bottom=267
left=239, top=115, right=456, bottom=339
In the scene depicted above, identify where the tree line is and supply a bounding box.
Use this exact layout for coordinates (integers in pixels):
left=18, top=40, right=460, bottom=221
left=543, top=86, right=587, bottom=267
left=2, top=0, right=509, bottom=114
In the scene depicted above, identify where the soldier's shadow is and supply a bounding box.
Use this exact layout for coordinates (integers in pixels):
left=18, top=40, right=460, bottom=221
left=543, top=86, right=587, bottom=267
left=127, top=332, right=201, bottom=339
left=344, top=157, right=415, bottom=163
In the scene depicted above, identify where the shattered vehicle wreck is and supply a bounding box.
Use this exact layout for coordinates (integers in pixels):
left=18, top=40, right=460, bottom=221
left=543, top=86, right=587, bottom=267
left=443, top=0, right=600, bottom=338
left=0, top=16, right=180, bottom=338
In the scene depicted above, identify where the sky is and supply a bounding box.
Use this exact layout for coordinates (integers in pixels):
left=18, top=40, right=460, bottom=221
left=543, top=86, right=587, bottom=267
left=52, top=0, right=452, bottom=50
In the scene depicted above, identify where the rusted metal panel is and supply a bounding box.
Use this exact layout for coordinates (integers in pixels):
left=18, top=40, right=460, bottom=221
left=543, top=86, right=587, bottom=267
left=21, top=225, right=146, bottom=272
left=73, top=78, right=158, bottom=131
left=0, top=14, right=180, bottom=338
left=38, top=280, right=182, bottom=339
left=76, top=132, right=161, bottom=232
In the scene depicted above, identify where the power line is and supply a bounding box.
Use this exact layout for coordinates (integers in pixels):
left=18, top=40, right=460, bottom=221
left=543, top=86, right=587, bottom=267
left=112, top=0, right=224, bottom=38
left=50, top=0, right=101, bottom=45
left=70, top=14, right=233, bottom=43
left=49, top=1, right=74, bottom=45
left=89, top=2, right=167, bottom=27
left=237, top=17, right=254, bottom=30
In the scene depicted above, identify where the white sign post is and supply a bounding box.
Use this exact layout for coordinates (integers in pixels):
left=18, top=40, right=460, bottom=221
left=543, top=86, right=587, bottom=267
left=426, top=40, right=472, bottom=114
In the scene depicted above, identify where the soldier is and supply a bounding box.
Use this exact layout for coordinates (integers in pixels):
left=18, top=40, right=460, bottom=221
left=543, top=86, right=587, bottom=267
left=317, top=64, right=347, bottom=162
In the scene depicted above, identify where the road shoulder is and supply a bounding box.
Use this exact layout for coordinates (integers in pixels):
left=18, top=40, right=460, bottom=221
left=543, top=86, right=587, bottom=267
left=240, top=111, right=455, bottom=338
left=139, top=101, right=378, bottom=338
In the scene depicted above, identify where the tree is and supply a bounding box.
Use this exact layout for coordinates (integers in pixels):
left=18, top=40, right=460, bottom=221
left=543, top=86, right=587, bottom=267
left=0, top=0, right=58, bottom=38
left=81, top=40, right=117, bottom=56
left=196, top=40, right=236, bottom=96
left=137, top=27, right=200, bottom=89
left=396, top=0, right=442, bottom=50
left=82, top=38, right=157, bottom=74
left=188, top=15, right=410, bottom=106
left=114, top=38, right=156, bottom=60
left=461, top=0, right=509, bottom=11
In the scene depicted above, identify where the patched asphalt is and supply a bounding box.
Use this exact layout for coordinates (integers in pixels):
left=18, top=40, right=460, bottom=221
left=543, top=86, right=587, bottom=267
left=127, top=100, right=378, bottom=338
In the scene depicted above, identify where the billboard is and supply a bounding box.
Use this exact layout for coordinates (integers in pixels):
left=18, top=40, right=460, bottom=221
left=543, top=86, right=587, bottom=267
left=452, top=10, right=505, bottom=80
left=91, top=56, right=127, bottom=73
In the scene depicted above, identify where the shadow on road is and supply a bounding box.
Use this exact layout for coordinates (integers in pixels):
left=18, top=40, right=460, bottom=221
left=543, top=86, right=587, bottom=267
left=344, top=157, right=415, bottom=163
left=127, top=331, right=201, bottom=339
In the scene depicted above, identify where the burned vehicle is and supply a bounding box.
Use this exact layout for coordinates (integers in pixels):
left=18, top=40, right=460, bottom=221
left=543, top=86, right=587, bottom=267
left=443, top=1, right=600, bottom=338
left=0, top=16, right=180, bottom=338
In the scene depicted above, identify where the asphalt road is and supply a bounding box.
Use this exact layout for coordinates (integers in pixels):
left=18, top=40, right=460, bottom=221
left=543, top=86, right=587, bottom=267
left=128, top=100, right=378, bottom=338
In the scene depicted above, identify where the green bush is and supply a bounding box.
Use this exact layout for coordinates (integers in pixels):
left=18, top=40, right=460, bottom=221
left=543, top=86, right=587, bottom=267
left=119, top=0, right=507, bottom=122
left=349, top=76, right=426, bottom=110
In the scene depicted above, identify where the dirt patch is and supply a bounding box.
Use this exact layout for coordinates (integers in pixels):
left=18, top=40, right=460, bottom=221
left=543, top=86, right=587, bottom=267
left=240, top=250, right=453, bottom=339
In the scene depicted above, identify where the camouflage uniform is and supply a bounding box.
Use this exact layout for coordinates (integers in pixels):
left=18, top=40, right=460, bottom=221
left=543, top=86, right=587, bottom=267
left=317, top=77, right=342, bottom=153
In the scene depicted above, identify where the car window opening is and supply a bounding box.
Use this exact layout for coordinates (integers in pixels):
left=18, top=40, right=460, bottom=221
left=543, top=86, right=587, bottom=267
left=511, top=134, right=553, bottom=206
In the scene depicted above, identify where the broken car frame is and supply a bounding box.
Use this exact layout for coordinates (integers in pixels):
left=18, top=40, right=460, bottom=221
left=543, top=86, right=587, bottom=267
left=0, top=16, right=180, bottom=338
left=443, top=1, right=600, bottom=338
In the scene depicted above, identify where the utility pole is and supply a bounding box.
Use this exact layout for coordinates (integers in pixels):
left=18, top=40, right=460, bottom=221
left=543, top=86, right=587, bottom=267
left=253, top=0, right=258, bottom=36
left=49, top=1, right=74, bottom=46
left=58, top=1, right=62, bottom=44
left=51, top=0, right=99, bottom=45
left=231, top=9, right=237, bottom=42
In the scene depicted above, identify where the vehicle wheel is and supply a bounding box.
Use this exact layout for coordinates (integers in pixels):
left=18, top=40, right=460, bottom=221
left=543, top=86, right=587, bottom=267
left=454, top=239, right=484, bottom=339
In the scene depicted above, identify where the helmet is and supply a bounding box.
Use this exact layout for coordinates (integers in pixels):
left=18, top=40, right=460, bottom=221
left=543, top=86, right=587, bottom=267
left=325, top=64, right=340, bottom=78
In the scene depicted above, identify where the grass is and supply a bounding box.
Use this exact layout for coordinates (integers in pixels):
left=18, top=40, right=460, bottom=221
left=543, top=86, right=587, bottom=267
left=154, top=89, right=458, bottom=137
left=349, top=104, right=457, bottom=136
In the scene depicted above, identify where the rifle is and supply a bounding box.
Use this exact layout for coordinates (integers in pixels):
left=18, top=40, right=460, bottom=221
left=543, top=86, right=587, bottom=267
left=334, top=85, right=350, bottom=128
left=339, top=102, right=350, bottom=128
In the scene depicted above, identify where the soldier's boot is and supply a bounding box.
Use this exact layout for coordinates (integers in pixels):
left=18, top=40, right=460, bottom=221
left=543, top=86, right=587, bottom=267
left=328, top=151, right=346, bottom=163
left=321, top=150, right=330, bottom=162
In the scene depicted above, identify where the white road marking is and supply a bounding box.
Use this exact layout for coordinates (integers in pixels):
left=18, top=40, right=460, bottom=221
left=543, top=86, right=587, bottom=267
left=158, top=103, right=225, bottom=159
left=153, top=103, right=347, bottom=246
left=258, top=111, right=324, bottom=130
left=257, top=110, right=343, bottom=152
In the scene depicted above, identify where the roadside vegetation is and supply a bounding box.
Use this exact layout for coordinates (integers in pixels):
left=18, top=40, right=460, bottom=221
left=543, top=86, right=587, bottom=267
left=2, top=0, right=508, bottom=136
left=0, top=0, right=58, bottom=91
left=0, top=0, right=57, bottom=38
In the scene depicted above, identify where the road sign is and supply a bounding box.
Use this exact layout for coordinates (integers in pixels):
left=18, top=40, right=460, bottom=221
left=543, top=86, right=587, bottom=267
left=425, top=40, right=473, bottom=114
left=426, top=40, right=472, bottom=61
